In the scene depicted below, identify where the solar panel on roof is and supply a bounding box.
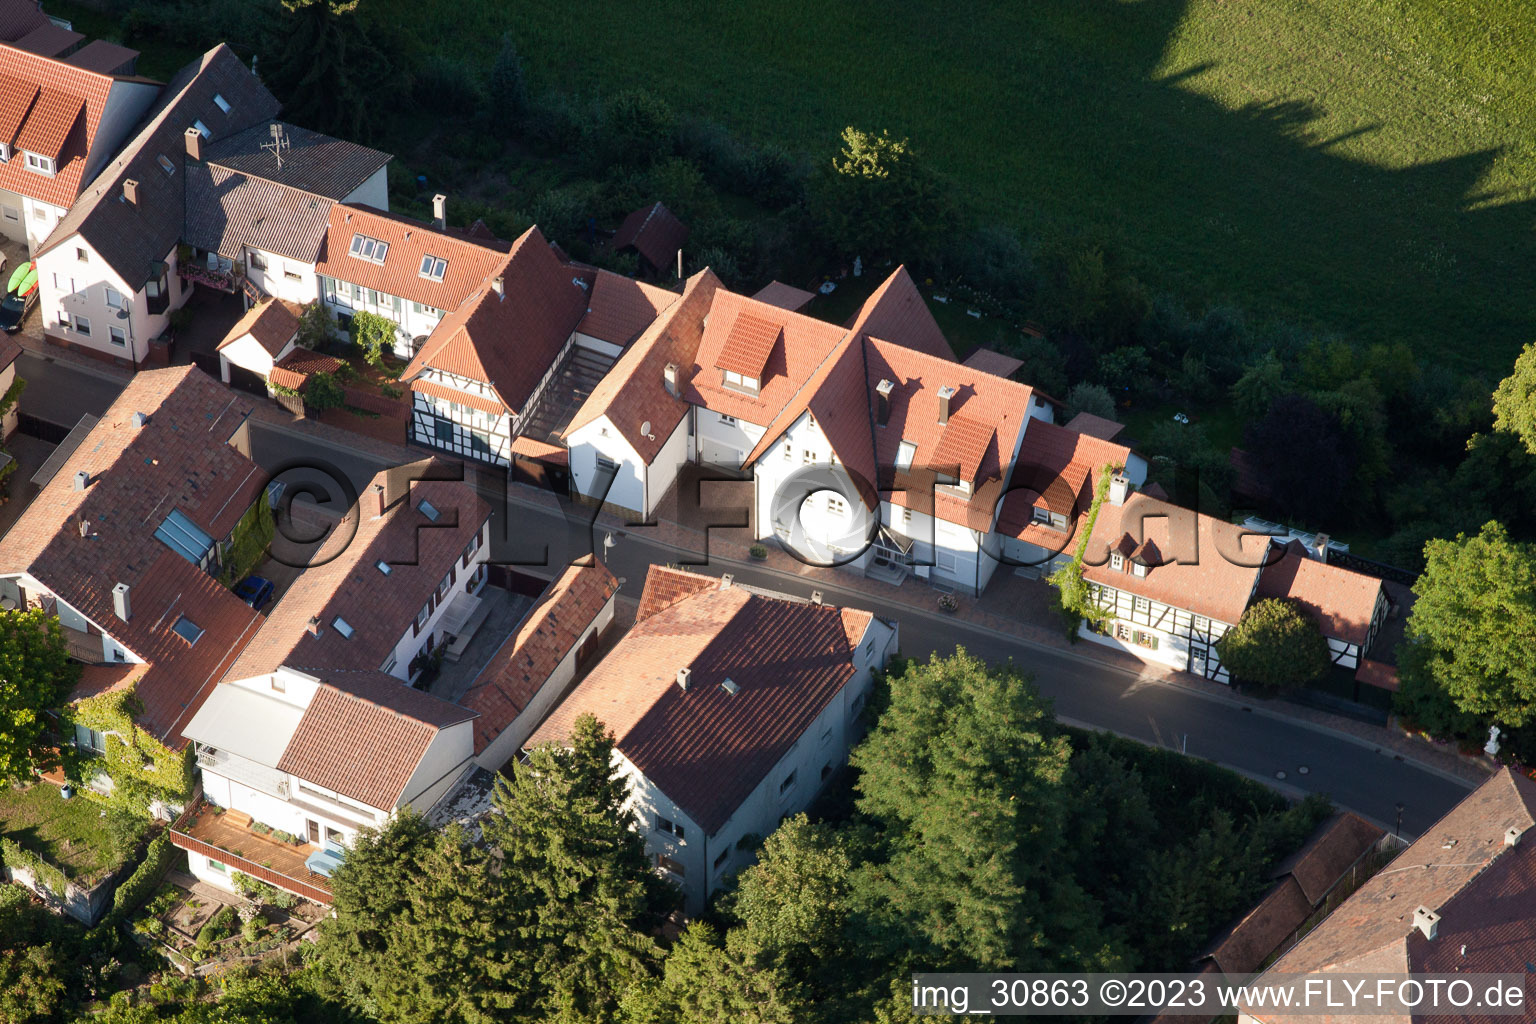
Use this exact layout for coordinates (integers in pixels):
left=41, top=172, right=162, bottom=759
left=154, top=508, right=214, bottom=565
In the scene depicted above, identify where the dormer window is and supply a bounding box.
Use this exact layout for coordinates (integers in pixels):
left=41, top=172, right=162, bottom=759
left=0, top=142, right=10, bottom=162
left=213, top=93, right=231, bottom=114
left=418, top=255, right=447, bottom=281
left=23, top=152, right=54, bottom=176
left=1110, top=552, right=1125, bottom=572
left=1132, top=561, right=1149, bottom=578
left=349, top=233, right=389, bottom=264
left=1032, top=505, right=1068, bottom=530
left=722, top=369, right=759, bottom=394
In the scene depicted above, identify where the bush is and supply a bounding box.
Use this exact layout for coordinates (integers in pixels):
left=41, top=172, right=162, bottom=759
left=1064, top=382, right=1117, bottom=422
left=749, top=544, right=768, bottom=559
left=590, top=89, right=677, bottom=171
left=196, top=906, right=237, bottom=949
left=1216, top=599, right=1331, bottom=694
left=304, top=372, right=346, bottom=412
left=112, top=834, right=174, bottom=919
left=413, top=53, right=482, bottom=115
left=294, top=301, right=333, bottom=350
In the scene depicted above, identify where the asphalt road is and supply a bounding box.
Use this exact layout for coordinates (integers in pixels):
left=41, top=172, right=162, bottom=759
left=17, top=361, right=1475, bottom=838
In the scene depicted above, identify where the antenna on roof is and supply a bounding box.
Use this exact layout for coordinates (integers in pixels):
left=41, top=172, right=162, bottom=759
left=260, top=123, right=290, bottom=170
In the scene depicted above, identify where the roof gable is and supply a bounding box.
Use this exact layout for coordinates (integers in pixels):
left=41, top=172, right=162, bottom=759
left=0, top=40, right=118, bottom=206
left=613, top=201, right=688, bottom=270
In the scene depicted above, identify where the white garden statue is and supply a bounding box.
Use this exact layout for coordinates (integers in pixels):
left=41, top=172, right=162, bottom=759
left=1485, top=724, right=1502, bottom=757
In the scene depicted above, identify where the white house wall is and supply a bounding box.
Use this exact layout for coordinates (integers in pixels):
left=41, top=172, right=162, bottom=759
left=753, top=412, right=875, bottom=570
left=386, top=520, right=491, bottom=680
left=647, top=414, right=691, bottom=518
left=1082, top=582, right=1233, bottom=682
left=244, top=248, right=317, bottom=305
left=567, top=417, right=645, bottom=517
left=340, top=167, right=388, bottom=211
left=573, top=333, right=625, bottom=359
left=694, top=408, right=764, bottom=469
left=218, top=332, right=292, bottom=383
left=475, top=593, right=617, bottom=771
left=409, top=371, right=512, bottom=466
left=37, top=237, right=186, bottom=367
left=399, top=720, right=475, bottom=812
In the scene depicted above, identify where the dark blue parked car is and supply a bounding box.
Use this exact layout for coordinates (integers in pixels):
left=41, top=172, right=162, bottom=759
left=233, top=575, right=275, bottom=611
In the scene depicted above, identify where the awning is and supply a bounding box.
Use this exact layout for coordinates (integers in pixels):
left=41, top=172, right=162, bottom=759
left=509, top=435, right=569, bottom=464
left=305, top=845, right=346, bottom=878
left=878, top=525, right=914, bottom=554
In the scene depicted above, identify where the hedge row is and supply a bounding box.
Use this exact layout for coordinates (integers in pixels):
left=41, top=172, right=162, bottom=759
left=0, top=836, right=68, bottom=898
left=112, top=834, right=174, bottom=918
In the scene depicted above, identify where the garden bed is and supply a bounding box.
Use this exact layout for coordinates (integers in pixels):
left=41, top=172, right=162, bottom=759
left=128, top=877, right=328, bottom=975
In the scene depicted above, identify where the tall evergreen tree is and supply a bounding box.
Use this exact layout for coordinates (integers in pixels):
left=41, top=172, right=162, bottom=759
left=619, top=923, right=802, bottom=1024
left=260, top=1, right=403, bottom=141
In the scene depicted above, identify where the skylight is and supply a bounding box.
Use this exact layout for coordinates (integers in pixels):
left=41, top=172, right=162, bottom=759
left=418, top=499, right=440, bottom=522
left=332, top=617, right=355, bottom=639
left=156, top=154, right=174, bottom=176
left=192, top=119, right=210, bottom=139
left=418, top=255, right=447, bottom=281
left=172, top=616, right=204, bottom=646
left=349, top=234, right=388, bottom=264
left=721, top=679, right=740, bottom=696
left=154, top=509, right=214, bottom=566
left=212, top=93, right=231, bottom=115
left=895, top=441, right=917, bottom=471
left=375, top=559, right=392, bottom=575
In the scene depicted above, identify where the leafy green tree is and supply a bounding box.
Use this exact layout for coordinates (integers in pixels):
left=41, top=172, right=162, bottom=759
left=1215, top=598, right=1330, bottom=693
left=1243, top=394, right=1354, bottom=525
left=1401, top=521, right=1536, bottom=728
left=729, top=815, right=851, bottom=985
left=262, top=1, right=404, bottom=141
left=1230, top=349, right=1287, bottom=419
left=849, top=650, right=1110, bottom=972
left=620, top=923, right=802, bottom=1024
left=808, top=128, right=956, bottom=266
left=484, top=714, right=668, bottom=1023
left=1063, top=382, right=1117, bottom=422
left=1093, top=345, right=1152, bottom=399
left=312, top=812, right=518, bottom=1024
left=294, top=301, right=334, bottom=351
left=0, top=893, right=70, bottom=1023
left=485, top=34, right=528, bottom=123
left=1492, top=342, right=1536, bottom=456
left=591, top=89, right=676, bottom=171
left=348, top=310, right=398, bottom=370
left=0, top=609, right=80, bottom=784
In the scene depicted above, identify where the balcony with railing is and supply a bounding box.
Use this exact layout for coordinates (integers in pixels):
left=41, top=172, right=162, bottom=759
left=61, top=625, right=106, bottom=664
left=168, top=798, right=332, bottom=904
left=194, top=746, right=290, bottom=801
left=177, top=260, right=242, bottom=294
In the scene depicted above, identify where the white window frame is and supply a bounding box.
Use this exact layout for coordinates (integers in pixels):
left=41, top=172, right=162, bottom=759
left=895, top=441, right=917, bottom=471
left=74, top=315, right=91, bottom=337
left=105, top=286, right=123, bottom=309
left=108, top=326, right=126, bottom=348
left=1110, top=552, right=1124, bottom=571
left=24, top=151, right=55, bottom=175
left=418, top=255, right=447, bottom=281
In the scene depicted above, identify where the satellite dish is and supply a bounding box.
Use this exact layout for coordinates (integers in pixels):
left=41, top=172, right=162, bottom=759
left=641, top=420, right=653, bottom=439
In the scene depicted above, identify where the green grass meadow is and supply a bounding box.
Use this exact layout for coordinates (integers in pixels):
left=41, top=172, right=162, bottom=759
left=381, top=0, right=1536, bottom=376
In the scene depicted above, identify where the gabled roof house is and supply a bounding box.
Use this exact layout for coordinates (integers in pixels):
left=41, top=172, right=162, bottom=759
left=529, top=564, right=897, bottom=913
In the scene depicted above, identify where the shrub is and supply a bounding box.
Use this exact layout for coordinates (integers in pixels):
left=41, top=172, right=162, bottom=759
left=1064, top=382, right=1118, bottom=422
left=196, top=906, right=237, bottom=948
left=591, top=88, right=677, bottom=171
left=1216, top=599, right=1331, bottom=694
left=749, top=544, right=768, bottom=560
left=294, top=300, right=334, bottom=350
left=485, top=34, right=529, bottom=124
left=248, top=820, right=272, bottom=836
left=112, top=834, right=174, bottom=919
left=104, top=804, right=149, bottom=860
left=381, top=384, right=403, bottom=399
left=304, top=372, right=346, bottom=412
left=524, top=91, right=588, bottom=152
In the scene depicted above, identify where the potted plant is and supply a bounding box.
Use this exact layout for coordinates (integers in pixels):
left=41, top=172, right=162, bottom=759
left=937, top=593, right=959, bottom=613
left=748, top=544, right=768, bottom=560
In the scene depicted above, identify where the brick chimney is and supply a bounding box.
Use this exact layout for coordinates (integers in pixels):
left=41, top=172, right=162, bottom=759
left=374, top=482, right=387, bottom=518
left=1414, top=906, right=1440, bottom=941
left=122, top=179, right=138, bottom=205
left=184, top=126, right=202, bottom=162
left=307, top=616, right=323, bottom=637
left=432, top=194, right=447, bottom=231
left=937, top=385, right=956, bottom=426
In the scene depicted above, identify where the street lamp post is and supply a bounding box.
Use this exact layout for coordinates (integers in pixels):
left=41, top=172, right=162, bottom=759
left=1395, top=802, right=1404, bottom=840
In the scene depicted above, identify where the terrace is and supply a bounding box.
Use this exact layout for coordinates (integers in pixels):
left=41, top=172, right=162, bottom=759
left=168, top=800, right=332, bottom=904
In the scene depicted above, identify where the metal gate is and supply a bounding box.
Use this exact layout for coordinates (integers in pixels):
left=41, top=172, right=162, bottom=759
left=17, top=413, right=69, bottom=443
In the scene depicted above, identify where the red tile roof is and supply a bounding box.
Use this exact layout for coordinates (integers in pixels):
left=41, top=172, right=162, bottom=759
left=1204, top=876, right=1313, bottom=975
left=751, top=280, right=815, bottom=312
left=564, top=269, right=721, bottom=460
left=0, top=1, right=49, bottom=43
left=13, top=23, right=80, bottom=60
left=576, top=270, right=672, bottom=347
left=0, top=366, right=268, bottom=746
left=961, top=347, right=1024, bottom=379
left=634, top=564, right=723, bottom=624
left=715, top=308, right=782, bottom=379
left=459, top=561, right=618, bottom=755
left=530, top=566, right=874, bottom=834
left=843, top=265, right=955, bottom=362
left=277, top=674, right=473, bottom=810
left=315, top=203, right=509, bottom=315
left=224, top=464, right=489, bottom=681
left=410, top=377, right=506, bottom=416
left=402, top=225, right=588, bottom=412
left=1255, top=543, right=1384, bottom=647
left=217, top=297, right=300, bottom=358
left=999, top=419, right=1133, bottom=528
left=0, top=42, right=120, bottom=206
left=1249, top=770, right=1536, bottom=1024
left=267, top=348, right=342, bottom=391
left=1082, top=492, right=1269, bottom=625
left=612, top=201, right=688, bottom=271
left=1274, top=812, right=1386, bottom=906
left=1063, top=411, right=1126, bottom=442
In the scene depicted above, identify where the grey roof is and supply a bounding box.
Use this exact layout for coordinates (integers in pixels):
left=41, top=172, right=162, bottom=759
left=203, top=120, right=390, bottom=202
left=184, top=163, right=331, bottom=263
left=38, top=44, right=280, bottom=290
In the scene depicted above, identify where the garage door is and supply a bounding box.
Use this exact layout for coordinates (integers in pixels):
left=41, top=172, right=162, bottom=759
left=698, top=439, right=744, bottom=470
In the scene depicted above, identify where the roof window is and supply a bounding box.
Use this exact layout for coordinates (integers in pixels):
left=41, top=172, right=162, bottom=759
left=375, top=559, right=392, bottom=575
left=172, top=616, right=204, bottom=646
left=349, top=233, right=388, bottom=264
left=156, top=154, right=174, bottom=175
left=418, top=499, right=440, bottom=522
left=213, top=93, right=231, bottom=115
left=418, top=255, right=447, bottom=281
left=155, top=509, right=214, bottom=566
left=332, top=617, right=355, bottom=639
left=192, top=119, right=210, bottom=139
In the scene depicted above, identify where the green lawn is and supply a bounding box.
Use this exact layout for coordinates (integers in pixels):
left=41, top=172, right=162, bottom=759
left=0, top=784, right=117, bottom=882
left=376, top=0, right=1534, bottom=377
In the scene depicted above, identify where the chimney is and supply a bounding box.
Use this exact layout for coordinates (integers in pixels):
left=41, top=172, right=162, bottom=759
left=373, top=483, right=386, bottom=518
left=77, top=518, right=89, bottom=538
left=1108, top=473, right=1130, bottom=507
left=307, top=616, right=323, bottom=637
left=663, top=363, right=679, bottom=398
left=876, top=379, right=894, bottom=427
left=937, top=385, right=956, bottom=426
left=676, top=667, right=691, bottom=691
left=1413, top=906, right=1440, bottom=941
left=491, top=275, right=504, bottom=299
left=432, top=194, right=447, bottom=231
left=810, top=590, right=823, bottom=605
left=1506, top=826, right=1525, bottom=848
left=122, top=179, right=138, bottom=205
left=1311, top=533, right=1330, bottom=563
left=112, top=582, right=131, bottom=622
left=131, top=411, right=149, bottom=428
left=184, top=126, right=202, bottom=162
left=72, top=470, right=89, bottom=491
left=719, top=574, right=733, bottom=589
